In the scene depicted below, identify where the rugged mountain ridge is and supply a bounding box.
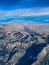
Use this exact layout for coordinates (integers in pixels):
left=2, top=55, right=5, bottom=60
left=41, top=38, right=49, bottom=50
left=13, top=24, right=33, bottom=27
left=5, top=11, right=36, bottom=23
left=0, top=23, right=49, bottom=65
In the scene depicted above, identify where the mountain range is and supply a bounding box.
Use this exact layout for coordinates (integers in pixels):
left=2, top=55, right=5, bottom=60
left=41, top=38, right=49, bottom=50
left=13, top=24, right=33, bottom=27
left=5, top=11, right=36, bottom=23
left=0, top=22, right=49, bottom=65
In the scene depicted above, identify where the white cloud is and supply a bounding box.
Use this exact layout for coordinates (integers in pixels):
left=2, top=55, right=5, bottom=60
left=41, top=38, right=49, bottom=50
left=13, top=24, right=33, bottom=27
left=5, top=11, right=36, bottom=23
left=0, top=7, right=49, bottom=17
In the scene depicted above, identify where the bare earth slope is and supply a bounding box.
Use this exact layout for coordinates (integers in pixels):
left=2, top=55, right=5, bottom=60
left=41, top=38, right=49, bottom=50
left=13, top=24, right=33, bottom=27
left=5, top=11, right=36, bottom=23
left=0, top=22, right=49, bottom=65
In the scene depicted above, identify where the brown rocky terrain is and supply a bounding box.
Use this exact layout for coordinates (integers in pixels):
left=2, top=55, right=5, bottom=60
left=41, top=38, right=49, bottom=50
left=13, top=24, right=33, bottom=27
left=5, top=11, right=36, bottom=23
left=0, top=22, right=49, bottom=65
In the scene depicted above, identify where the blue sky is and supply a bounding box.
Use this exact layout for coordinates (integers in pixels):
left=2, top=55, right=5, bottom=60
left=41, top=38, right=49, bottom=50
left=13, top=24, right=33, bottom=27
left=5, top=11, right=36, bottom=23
left=0, top=0, right=49, bottom=23
left=0, top=0, right=49, bottom=10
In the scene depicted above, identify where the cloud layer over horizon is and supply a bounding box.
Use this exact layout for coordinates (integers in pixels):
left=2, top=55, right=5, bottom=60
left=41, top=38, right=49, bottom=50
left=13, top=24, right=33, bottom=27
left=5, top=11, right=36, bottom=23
left=0, top=0, right=49, bottom=23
